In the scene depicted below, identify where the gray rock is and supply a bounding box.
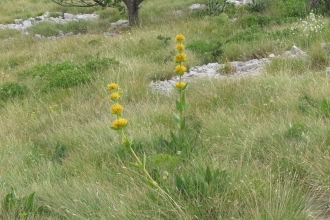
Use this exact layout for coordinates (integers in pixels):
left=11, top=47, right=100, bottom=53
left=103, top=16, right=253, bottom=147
left=22, top=20, right=32, bottom=28
left=326, top=67, right=330, bottom=73
left=284, top=45, right=307, bottom=58
left=174, top=10, right=184, bottom=16
left=150, top=58, right=269, bottom=94
left=34, top=34, right=42, bottom=38
left=64, top=13, right=74, bottom=19
left=321, top=42, right=330, bottom=49
left=188, top=3, right=205, bottom=10
left=14, top=19, right=23, bottom=25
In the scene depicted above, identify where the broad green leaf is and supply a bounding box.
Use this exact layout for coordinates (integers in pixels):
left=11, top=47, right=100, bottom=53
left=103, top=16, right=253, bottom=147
left=181, top=93, right=186, bottom=110
left=173, top=113, right=180, bottom=129
left=176, top=100, right=182, bottom=111
left=205, top=166, right=212, bottom=184
left=24, top=192, right=35, bottom=212
left=143, top=153, right=146, bottom=170
left=181, top=117, right=186, bottom=130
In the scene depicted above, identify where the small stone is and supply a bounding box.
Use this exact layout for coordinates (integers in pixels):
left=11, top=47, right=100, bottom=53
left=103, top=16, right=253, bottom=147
left=326, top=67, right=330, bottom=73
left=188, top=4, right=205, bottom=10
left=268, top=54, right=275, bottom=58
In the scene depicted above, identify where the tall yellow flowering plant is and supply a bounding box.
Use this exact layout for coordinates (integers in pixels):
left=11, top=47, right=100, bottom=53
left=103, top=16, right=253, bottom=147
left=107, top=82, right=185, bottom=216
left=107, top=83, right=157, bottom=186
left=174, top=34, right=187, bottom=150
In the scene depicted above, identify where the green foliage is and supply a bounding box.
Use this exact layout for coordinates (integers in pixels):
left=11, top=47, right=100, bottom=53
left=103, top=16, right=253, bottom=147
left=0, top=29, right=21, bottom=39
left=52, top=144, right=67, bottom=163
left=207, top=0, right=229, bottom=16
left=238, top=13, right=272, bottom=27
left=17, top=57, right=118, bottom=92
left=0, top=82, right=29, bottom=101
left=281, top=0, right=308, bottom=17
left=27, top=21, right=61, bottom=37
left=157, top=35, right=171, bottom=47
left=210, top=13, right=229, bottom=25
left=226, top=25, right=262, bottom=43
left=85, top=57, right=119, bottom=71
left=284, top=122, right=307, bottom=139
left=187, top=40, right=223, bottom=63
left=298, top=94, right=330, bottom=118
left=97, top=7, right=122, bottom=22
left=248, top=0, right=270, bottom=12
left=27, top=20, right=108, bottom=37
left=174, top=166, right=228, bottom=201
left=2, top=188, right=37, bottom=218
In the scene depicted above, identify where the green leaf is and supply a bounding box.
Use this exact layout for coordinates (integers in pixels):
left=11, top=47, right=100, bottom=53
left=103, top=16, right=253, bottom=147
left=143, top=153, right=146, bottom=170
left=129, top=162, right=141, bottom=169
left=174, top=174, right=185, bottom=192
left=205, top=166, right=212, bottom=184
left=176, top=100, right=182, bottom=111
left=3, top=188, right=16, bottom=211
left=173, top=112, right=180, bottom=129
left=181, top=93, right=186, bottom=111
left=141, top=178, right=157, bottom=189
left=181, top=117, right=186, bottom=130
left=24, top=192, right=35, bottom=212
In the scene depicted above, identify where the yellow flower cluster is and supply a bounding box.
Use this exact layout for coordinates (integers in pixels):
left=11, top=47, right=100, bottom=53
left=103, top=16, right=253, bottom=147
left=175, top=65, right=187, bottom=76
left=175, top=81, right=186, bottom=90
left=175, top=34, right=185, bottom=42
left=174, top=33, right=187, bottom=91
left=107, top=83, right=118, bottom=90
left=112, top=118, right=128, bottom=129
left=108, top=83, right=128, bottom=130
left=174, top=53, right=187, bottom=63
left=110, top=103, right=123, bottom=115
left=110, top=92, right=120, bottom=101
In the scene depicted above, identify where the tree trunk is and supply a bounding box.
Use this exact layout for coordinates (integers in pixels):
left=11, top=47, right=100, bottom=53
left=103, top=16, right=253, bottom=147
left=122, top=0, right=142, bottom=25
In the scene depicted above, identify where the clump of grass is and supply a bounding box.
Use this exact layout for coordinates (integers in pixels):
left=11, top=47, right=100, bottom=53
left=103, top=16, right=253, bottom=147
left=16, top=57, right=118, bottom=92
left=0, top=82, right=29, bottom=101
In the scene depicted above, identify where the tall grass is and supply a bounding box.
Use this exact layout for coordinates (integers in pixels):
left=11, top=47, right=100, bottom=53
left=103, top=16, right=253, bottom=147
left=0, top=0, right=330, bottom=219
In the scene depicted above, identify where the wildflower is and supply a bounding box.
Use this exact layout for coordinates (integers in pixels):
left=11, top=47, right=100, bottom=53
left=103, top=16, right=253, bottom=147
left=176, top=43, right=185, bottom=52
left=110, top=103, right=123, bottom=115
left=107, top=83, right=118, bottom=90
left=110, top=92, right=120, bottom=101
left=175, top=81, right=186, bottom=90
left=112, top=118, right=128, bottom=129
left=175, top=34, right=185, bottom=42
left=174, top=53, right=187, bottom=63
left=175, top=65, right=187, bottom=76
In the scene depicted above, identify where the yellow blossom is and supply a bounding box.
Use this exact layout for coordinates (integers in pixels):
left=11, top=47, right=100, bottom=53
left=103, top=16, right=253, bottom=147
left=112, top=118, right=128, bottom=129
left=175, top=65, right=187, bottom=76
left=110, top=103, right=123, bottom=115
left=175, top=81, right=186, bottom=90
left=174, top=53, right=187, bottom=63
left=176, top=43, right=185, bottom=52
left=175, top=34, right=185, bottom=42
left=110, top=92, right=120, bottom=101
left=107, top=83, right=118, bottom=90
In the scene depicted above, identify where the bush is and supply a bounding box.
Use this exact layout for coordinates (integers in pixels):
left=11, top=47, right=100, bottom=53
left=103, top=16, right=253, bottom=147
left=85, top=57, right=120, bottom=71
left=17, top=61, right=94, bottom=91
left=0, top=82, right=29, bottom=101
left=187, top=40, right=223, bottom=63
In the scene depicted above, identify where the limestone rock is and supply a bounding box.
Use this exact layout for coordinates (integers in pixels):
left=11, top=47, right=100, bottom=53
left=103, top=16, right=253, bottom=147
left=188, top=4, right=205, bottom=10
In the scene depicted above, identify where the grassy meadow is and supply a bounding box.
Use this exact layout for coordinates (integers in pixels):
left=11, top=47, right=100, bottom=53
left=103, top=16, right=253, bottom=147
left=1, top=0, right=330, bottom=219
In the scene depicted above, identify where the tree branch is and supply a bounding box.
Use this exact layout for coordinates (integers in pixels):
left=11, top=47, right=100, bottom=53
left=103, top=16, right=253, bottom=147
left=51, top=0, right=104, bottom=7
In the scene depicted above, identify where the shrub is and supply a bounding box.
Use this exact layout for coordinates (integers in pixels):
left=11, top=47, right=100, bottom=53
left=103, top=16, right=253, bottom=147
left=187, top=40, right=223, bottom=63
left=17, top=61, right=95, bottom=91
left=0, top=82, right=29, bottom=101
left=85, top=57, right=119, bottom=71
